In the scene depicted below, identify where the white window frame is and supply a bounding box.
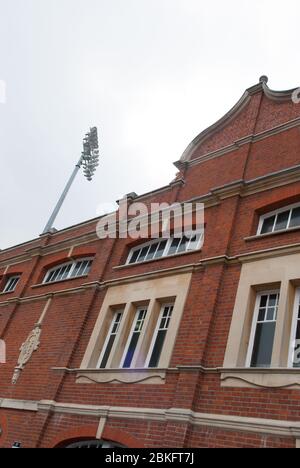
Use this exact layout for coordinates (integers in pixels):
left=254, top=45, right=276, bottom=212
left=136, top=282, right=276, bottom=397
left=289, top=287, right=300, bottom=368
left=120, top=306, right=148, bottom=368
left=246, top=290, right=280, bottom=368
left=257, top=202, right=300, bottom=235
left=145, top=303, right=174, bottom=368
left=126, top=231, right=203, bottom=265
left=3, top=275, right=20, bottom=293
left=43, top=257, right=93, bottom=284
left=96, top=310, right=124, bottom=369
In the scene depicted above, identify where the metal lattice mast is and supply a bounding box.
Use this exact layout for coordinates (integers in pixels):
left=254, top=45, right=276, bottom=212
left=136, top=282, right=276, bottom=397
left=42, top=127, right=100, bottom=234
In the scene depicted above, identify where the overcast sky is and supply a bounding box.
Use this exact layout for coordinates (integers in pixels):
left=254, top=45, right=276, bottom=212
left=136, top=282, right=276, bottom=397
left=0, top=0, right=300, bottom=249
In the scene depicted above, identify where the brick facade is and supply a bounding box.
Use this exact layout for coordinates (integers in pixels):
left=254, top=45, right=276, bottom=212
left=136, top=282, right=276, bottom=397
left=1, top=77, right=300, bottom=448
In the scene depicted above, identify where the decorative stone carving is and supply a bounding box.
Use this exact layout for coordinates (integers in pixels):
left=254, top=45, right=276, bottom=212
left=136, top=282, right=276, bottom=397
left=12, top=324, right=42, bottom=385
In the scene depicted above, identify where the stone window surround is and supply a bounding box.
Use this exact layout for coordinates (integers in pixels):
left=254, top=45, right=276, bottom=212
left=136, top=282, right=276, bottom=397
left=79, top=272, right=192, bottom=385
left=222, top=252, right=300, bottom=389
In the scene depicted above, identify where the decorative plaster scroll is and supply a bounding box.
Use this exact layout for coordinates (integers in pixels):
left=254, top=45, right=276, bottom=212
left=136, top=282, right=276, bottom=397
left=75, top=372, right=165, bottom=385
left=221, top=371, right=300, bottom=390
left=12, top=298, right=52, bottom=384
left=12, top=324, right=42, bottom=384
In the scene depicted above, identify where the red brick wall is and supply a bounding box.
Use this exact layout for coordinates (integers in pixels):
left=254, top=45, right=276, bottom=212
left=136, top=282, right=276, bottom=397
left=1, top=85, right=300, bottom=448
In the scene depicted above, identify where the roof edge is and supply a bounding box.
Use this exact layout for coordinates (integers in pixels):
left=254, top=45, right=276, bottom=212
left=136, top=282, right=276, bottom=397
left=180, top=76, right=299, bottom=163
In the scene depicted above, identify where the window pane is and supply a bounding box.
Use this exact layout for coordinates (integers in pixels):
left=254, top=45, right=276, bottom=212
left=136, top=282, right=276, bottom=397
left=177, top=236, right=188, bottom=253
left=50, top=269, right=61, bottom=282
left=137, top=246, right=149, bottom=263
left=146, top=242, right=159, bottom=261
left=112, top=313, right=122, bottom=333
left=148, top=330, right=167, bottom=368
left=261, top=215, right=276, bottom=234
left=258, top=308, right=265, bottom=322
left=84, top=260, right=92, bottom=275
left=4, top=276, right=20, bottom=292
left=72, top=261, right=84, bottom=277
left=268, top=294, right=278, bottom=307
left=251, top=322, right=276, bottom=367
left=129, top=250, right=140, bottom=264
left=58, top=264, right=72, bottom=280
left=122, top=333, right=140, bottom=368
left=46, top=272, right=54, bottom=283
left=188, top=233, right=202, bottom=251
left=266, top=307, right=275, bottom=321
left=154, top=240, right=167, bottom=258
left=168, top=238, right=181, bottom=255
left=148, top=305, right=173, bottom=368
left=122, top=308, right=147, bottom=368
left=274, top=211, right=289, bottom=231
left=98, top=312, right=122, bottom=369
left=99, top=335, right=116, bottom=369
left=260, top=295, right=268, bottom=308
left=77, top=260, right=89, bottom=276
left=290, top=207, right=300, bottom=228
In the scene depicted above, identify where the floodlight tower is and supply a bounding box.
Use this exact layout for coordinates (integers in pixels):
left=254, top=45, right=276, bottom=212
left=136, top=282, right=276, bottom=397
left=42, top=127, right=100, bottom=234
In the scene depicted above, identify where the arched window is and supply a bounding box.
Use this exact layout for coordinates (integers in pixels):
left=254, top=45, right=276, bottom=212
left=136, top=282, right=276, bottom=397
left=2, top=275, right=20, bottom=293
left=127, top=231, right=203, bottom=265
left=43, top=258, right=93, bottom=284
left=65, top=439, right=125, bottom=449
left=258, top=202, right=300, bottom=235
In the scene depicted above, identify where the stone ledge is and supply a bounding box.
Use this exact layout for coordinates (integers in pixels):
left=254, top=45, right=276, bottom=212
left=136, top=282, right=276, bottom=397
left=1, top=398, right=300, bottom=440
left=52, top=367, right=177, bottom=385
left=221, top=368, right=300, bottom=390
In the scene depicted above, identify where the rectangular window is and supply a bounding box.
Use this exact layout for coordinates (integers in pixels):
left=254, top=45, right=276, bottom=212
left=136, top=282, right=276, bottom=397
left=44, top=258, right=93, bottom=284
left=247, top=292, right=279, bottom=368
left=290, top=289, right=300, bottom=368
left=121, top=307, right=148, bottom=368
left=97, top=311, right=123, bottom=369
left=3, top=276, right=20, bottom=293
left=259, top=203, right=300, bottom=235
left=146, top=304, right=174, bottom=368
left=127, top=232, right=203, bottom=265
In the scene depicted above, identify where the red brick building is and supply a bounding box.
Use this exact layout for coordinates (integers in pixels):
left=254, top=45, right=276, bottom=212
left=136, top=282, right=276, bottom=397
left=1, top=76, right=300, bottom=448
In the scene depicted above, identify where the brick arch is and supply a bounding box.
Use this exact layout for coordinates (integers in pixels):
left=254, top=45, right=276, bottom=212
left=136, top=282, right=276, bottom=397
left=49, top=424, right=98, bottom=448
left=48, top=423, right=144, bottom=448
left=102, top=427, right=145, bottom=448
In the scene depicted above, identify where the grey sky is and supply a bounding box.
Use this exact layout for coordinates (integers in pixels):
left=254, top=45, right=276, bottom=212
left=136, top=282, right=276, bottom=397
left=0, top=0, right=299, bottom=249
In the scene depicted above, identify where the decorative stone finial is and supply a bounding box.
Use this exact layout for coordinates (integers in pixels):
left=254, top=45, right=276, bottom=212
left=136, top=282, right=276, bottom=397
left=259, top=75, right=269, bottom=84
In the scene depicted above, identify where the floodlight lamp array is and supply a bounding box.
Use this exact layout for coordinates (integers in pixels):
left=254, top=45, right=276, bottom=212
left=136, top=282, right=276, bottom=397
left=81, top=127, right=100, bottom=181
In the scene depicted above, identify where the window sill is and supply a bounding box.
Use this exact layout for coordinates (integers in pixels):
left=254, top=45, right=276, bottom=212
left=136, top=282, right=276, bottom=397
left=52, top=367, right=177, bottom=385
left=245, top=225, right=300, bottom=242
left=0, top=290, right=15, bottom=296
left=221, top=367, right=300, bottom=389
left=114, top=249, right=202, bottom=270
left=31, top=275, right=89, bottom=289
